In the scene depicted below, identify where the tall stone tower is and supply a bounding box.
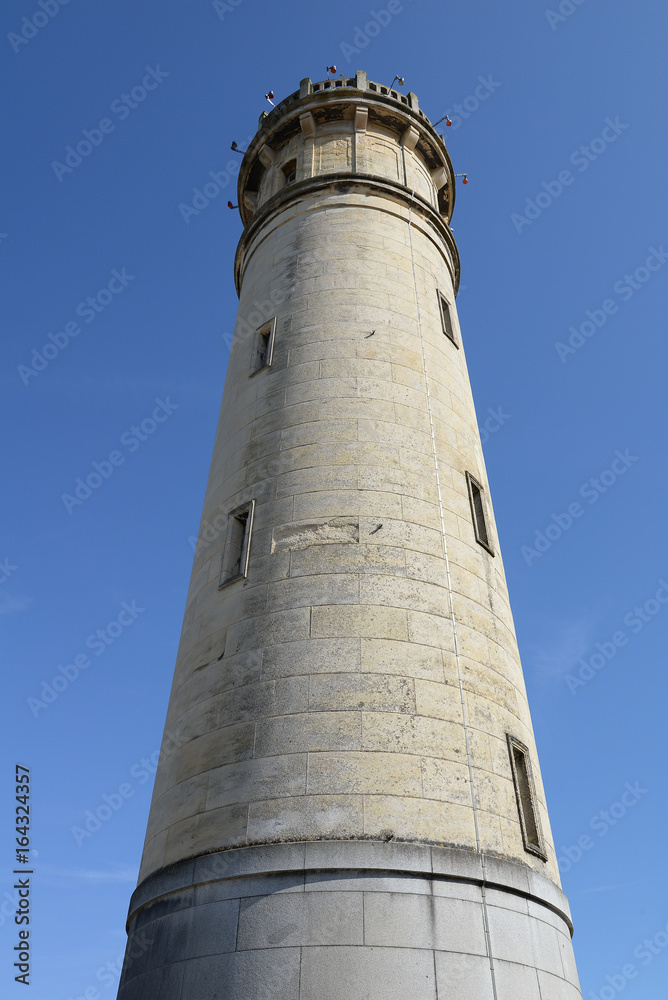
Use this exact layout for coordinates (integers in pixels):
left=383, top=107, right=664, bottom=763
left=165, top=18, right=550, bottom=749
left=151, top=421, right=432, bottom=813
left=116, top=72, right=582, bottom=999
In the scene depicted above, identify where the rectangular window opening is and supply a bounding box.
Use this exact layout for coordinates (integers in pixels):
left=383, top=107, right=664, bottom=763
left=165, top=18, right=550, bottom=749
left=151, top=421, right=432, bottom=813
left=282, top=159, right=297, bottom=184
left=466, top=473, right=493, bottom=555
left=507, top=735, right=547, bottom=860
left=438, top=291, right=458, bottom=347
left=219, top=500, right=255, bottom=588
left=249, top=317, right=276, bottom=376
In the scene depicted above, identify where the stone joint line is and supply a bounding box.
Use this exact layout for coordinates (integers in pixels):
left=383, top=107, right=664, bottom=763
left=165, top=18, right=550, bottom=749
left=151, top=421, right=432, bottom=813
left=407, top=193, right=499, bottom=1000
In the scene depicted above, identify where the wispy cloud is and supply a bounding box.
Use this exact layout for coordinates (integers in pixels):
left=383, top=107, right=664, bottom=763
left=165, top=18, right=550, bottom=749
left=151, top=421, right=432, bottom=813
left=0, top=592, right=31, bottom=615
left=577, top=883, right=626, bottom=895
left=42, top=864, right=138, bottom=885
left=528, top=614, right=601, bottom=679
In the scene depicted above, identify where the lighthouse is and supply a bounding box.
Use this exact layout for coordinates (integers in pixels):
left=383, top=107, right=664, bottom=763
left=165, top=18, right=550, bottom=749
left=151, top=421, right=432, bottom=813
left=116, top=71, right=582, bottom=1000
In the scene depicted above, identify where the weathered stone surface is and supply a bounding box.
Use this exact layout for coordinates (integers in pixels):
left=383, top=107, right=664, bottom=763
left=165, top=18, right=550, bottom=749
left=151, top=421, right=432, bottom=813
left=117, top=72, right=581, bottom=1000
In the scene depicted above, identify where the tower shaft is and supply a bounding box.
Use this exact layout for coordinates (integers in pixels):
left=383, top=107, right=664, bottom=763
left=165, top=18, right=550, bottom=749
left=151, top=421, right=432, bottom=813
left=117, top=71, right=582, bottom=1000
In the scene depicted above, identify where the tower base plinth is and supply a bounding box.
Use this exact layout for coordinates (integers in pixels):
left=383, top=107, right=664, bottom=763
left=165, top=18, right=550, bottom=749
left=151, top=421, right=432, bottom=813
left=117, top=841, right=580, bottom=1000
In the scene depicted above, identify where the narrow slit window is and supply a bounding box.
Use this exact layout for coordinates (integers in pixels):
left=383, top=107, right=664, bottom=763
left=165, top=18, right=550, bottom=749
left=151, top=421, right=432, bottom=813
left=438, top=291, right=458, bottom=347
left=249, top=318, right=276, bottom=376
left=219, top=501, right=255, bottom=587
left=282, top=159, right=297, bottom=184
left=507, top=735, right=547, bottom=860
left=466, top=473, right=493, bottom=555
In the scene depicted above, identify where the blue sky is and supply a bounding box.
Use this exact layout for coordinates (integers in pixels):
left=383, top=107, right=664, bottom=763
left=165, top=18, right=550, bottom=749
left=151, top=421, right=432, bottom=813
left=2, top=0, right=667, bottom=996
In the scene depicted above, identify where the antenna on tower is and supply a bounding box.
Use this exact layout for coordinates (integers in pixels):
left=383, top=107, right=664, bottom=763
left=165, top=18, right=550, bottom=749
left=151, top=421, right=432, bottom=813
left=388, top=75, right=405, bottom=91
left=264, top=90, right=275, bottom=107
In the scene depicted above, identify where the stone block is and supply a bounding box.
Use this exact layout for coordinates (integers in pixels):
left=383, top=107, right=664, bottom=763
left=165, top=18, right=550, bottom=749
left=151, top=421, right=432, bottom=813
left=359, top=574, right=447, bottom=616
left=309, top=673, right=415, bottom=714
left=357, top=517, right=443, bottom=558
left=175, top=722, right=255, bottom=782
left=180, top=948, right=301, bottom=1000
left=293, top=488, right=403, bottom=521
left=304, top=839, right=431, bottom=875
left=363, top=892, right=487, bottom=954
left=163, top=803, right=249, bottom=867
left=279, top=417, right=357, bottom=448
left=488, top=905, right=539, bottom=965
left=306, top=750, right=422, bottom=796
left=299, top=945, right=437, bottom=1000
left=536, top=970, right=582, bottom=1000
left=255, top=711, right=362, bottom=756
left=360, top=638, right=445, bottom=682
left=193, top=842, right=306, bottom=883
left=225, top=607, right=311, bottom=655
left=261, top=637, right=361, bottom=678
left=415, top=678, right=462, bottom=723
left=363, top=793, right=476, bottom=845
left=289, top=541, right=405, bottom=578
left=195, top=872, right=305, bottom=905
left=312, top=604, right=409, bottom=640
left=361, top=711, right=462, bottom=759
left=358, top=464, right=437, bottom=503
left=267, top=573, right=360, bottom=610
left=435, top=951, right=495, bottom=1000
left=206, top=755, right=308, bottom=809
left=407, top=609, right=455, bottom=650
left=275, top=464, right=358, bottom=498
left=401, top=496, right=443, bottom=531
left=117, top=961, right=185, bottom=1000
left=236, top=890, right=364, bottom=948
left=148, top=773, right=209, bottom=838
left=420, top=755, right=472, bottom=806
left=493, top=960, right=542, bottom=1000
left=247, top=794, right=364, bottom=841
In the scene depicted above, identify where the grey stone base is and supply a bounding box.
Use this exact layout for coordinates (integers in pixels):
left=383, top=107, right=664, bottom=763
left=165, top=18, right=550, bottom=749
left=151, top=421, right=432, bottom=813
left=116, top=842, right=582, bottom=999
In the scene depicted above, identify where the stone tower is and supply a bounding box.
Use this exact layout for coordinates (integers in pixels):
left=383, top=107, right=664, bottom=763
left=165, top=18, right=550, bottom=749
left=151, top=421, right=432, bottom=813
left=116, top=71, right=582, bottom=999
